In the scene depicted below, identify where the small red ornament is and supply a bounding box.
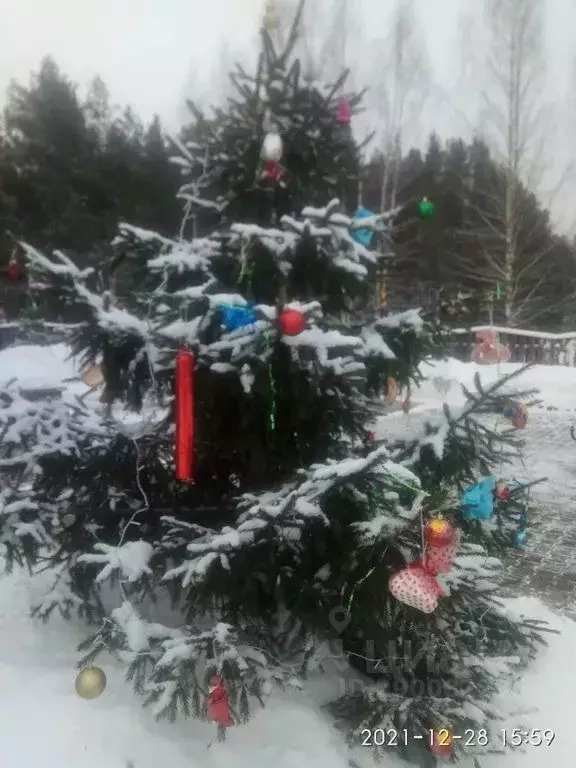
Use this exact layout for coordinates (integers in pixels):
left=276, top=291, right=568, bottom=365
left=175, top=348, right=195, bottom=484
left=263, top=159, right=285, bottom=184
left=425, top=518, right=455, bottom=547
left=7, top=260, right=23, bottom=281
left=207, top=674, right=234, bottom=728
left=494, top=481, right=510, bottom=501
left=278, top=308, right=306, bottom=336
left=366, top=431, right=376, bottom=442
left=430, top=729, right=453, bottom=758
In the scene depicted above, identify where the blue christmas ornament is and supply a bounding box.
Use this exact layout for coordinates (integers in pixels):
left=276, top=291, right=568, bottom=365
left=461, top=477, right=497, bottom=521
left=503, top=403, right=516, bottom=420
left=515, top=529, right=527, bottom=547
left=219, top=305, right=258, bottom=332
left=351, top=207, right=375, bottom=247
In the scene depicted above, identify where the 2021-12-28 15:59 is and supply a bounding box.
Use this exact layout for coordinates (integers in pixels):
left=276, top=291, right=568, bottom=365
left=359, top=727, right=556, bottom=748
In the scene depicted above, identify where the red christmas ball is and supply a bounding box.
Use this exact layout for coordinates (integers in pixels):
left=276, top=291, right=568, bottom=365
left=7, top=261, right=23, bottom=281
left=366, top=431, right=376, bottom=442
left=425, top=518, right=455, bottom=547
left=430, top=730, right=453, bottom=758
left=279, top=308, right=306, bottom=336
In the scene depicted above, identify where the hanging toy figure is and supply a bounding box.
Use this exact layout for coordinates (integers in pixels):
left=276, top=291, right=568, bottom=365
left=207, top=674, right=234, bottom=741
left=6, top=250, right=23, bottom=281
left=503, top=400, right=528, bottom=429
left=175, top=348, right=195, bottom=484
left=336, top=96, right=351, bottom=125
left=263, top=160, right=285, bottom=185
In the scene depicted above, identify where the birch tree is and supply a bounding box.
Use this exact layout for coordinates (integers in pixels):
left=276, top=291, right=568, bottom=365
left=275, top=0, right=359, bottom=86
left=367, top=0, right=429, bottom=211
left=459, top=0, right=556, bottom=326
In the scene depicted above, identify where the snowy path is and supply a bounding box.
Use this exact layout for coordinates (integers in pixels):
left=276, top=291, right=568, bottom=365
left=504, top=409, right=576, bottom=611
left=378, top=404, right=576, bottom=610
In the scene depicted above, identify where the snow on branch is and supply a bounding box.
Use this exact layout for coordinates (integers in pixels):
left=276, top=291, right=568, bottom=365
left=82, top=602, right=298, bottom=721
left=162, top=446, right=421, bottom=590
left=20, top=242, right=94, bottom=280
left=147, top=239, right=223, bottom=273
left=75, top=284, right=148, bottom=337
left=78, top=540, right=154, bottom=583
left=231, top=222, right=299, bottom=257
left=375, top=308, right=425, bottom=333
left=0, top=381, right=105, bottom=471
left=114, top=223, right=175, bottom=248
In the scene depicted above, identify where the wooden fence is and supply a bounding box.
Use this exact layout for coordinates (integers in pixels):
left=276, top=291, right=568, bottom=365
left=447, top=326, right=576, bottom=366
left=4, top=320, right=576, bottom=367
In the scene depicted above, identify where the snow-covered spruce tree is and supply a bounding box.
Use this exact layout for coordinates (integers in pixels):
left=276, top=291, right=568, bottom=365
left=2, top=6, right=547, bottom=766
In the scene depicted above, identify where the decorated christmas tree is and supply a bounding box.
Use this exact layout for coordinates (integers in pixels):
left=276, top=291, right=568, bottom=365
left=0, top=4, right=548, bottom=764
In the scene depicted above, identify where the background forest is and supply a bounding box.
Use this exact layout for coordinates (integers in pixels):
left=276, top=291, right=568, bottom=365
left=2, top=0, right=576, bottom=334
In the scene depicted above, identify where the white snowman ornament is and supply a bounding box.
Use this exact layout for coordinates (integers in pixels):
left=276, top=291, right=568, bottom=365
left=262, top=130, right=283, bottom=162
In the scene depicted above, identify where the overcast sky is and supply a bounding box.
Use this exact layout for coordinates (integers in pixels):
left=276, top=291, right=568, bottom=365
left=1, top=0, right=575, bottom=228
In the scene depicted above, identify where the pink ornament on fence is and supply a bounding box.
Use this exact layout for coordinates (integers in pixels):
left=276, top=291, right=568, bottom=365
left=471, top=329, right=510, bottom=364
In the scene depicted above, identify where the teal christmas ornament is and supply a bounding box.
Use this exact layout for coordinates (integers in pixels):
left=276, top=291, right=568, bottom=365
left=351, top=207, right=375, bottom=247
left=514, top=529, right=527, bottom=547
left=461, top=477, right=496, bottom=521
left=219, top=305, right=258, bottom=332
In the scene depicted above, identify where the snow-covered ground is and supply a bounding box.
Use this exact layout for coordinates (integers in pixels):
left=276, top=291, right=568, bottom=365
left=1, top=345, right=576, bottom=767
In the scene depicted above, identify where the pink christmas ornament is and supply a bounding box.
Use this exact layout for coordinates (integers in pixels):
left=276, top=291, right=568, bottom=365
left=336, top=97, right=351, bottom=124
left=389, top=562, right=443, bottom=613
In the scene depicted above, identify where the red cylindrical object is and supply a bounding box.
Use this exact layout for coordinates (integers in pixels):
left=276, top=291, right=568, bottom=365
left=425, top=518, right=455, bottom=547
left=175, top=348, right=195, bottom=484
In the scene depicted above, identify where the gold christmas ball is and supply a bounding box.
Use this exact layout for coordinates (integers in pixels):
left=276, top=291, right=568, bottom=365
left=75, top=666, right=107, bottom=699
left=81, top=363, right=104, bottom=389
left=386, top=377, right=398, bottom=405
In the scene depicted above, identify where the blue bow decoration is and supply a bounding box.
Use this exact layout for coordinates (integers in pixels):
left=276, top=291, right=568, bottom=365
left=219, top=305, right=258, bottom=332
left=461, top=477, right=496, bottom=521
left=351, top=207, right=376, bottom=247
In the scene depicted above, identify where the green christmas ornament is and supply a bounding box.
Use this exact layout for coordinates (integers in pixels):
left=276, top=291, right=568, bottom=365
left=418, top=197, right=436, bottom=218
